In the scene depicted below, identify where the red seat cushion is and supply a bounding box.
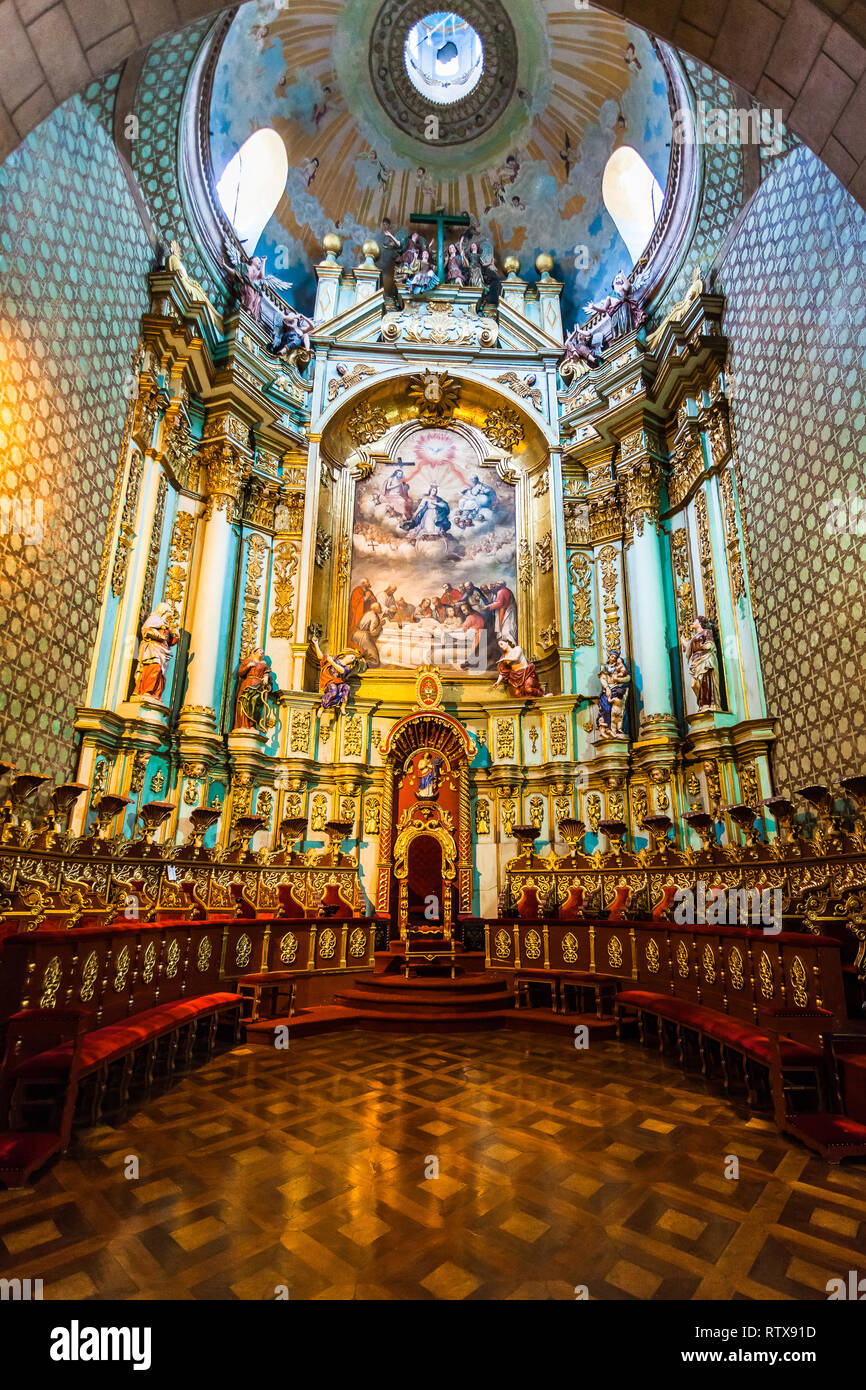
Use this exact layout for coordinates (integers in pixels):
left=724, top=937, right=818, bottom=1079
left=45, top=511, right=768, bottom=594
left=8, top=994, right=243, bottom=1076
left=0, top=1131, right=62, bottom=1176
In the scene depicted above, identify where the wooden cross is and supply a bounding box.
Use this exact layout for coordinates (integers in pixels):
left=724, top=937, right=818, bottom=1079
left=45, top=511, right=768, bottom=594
left=409, top=208, right=471, bottom=280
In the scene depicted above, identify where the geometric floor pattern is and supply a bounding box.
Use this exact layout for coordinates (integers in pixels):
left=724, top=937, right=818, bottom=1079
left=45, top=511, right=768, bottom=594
left=1, top=1031, right=865, bottom=1300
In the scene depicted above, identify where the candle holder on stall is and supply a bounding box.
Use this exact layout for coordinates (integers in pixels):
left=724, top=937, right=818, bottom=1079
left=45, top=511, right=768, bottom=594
left=683, top=810, right=717, bottom=854
left=29, top=781, right=89, bottom=849
left=640, top=814, right=674, bottom=857
left=726, top=803, right=762, bottom=849
left=597, top=819, right=628, bottom=856
left=762, top=795, right=801, bottom=844
left=134, top=800, right=176, bottom=852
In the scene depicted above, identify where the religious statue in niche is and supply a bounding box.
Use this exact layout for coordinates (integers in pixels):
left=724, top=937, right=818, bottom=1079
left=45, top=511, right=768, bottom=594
left=682, top=616, right=721, bottom=710
left=233, top=649, right=277, bottom=734
left=390, top=230, right=427, bottom=290
left=596, top=651, right=631, bottom=739
left=132, top=602, right=179, bottom=702
left=221, top=242, right=292, bottom=323
left=494, top=638, right=546, bottom=699
left=311, top=633, right=365, bottom=733
left=416, top=751, right=445, bottom=801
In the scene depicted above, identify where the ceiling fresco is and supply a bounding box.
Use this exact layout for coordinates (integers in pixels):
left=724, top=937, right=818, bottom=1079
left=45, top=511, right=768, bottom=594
left=206, top=0, right=675, bottom=324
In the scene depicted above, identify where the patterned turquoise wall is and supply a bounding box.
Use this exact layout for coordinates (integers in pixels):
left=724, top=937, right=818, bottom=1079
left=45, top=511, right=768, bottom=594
left=0, top=76, right=153, bottom=782
left=719, top=145, right=866, bottom=789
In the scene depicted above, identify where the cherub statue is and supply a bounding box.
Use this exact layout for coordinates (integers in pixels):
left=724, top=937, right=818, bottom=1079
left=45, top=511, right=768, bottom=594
left=582, top=269, right=646, bottom=344
left=560, top=322, right=601, bottom=380
left=311, top=633, right=365, bottom=736
left=221, top=242, right=293, bottom=323
left=270, top=306, right=314, bottom=371
left=682, top=616, right=720, bottom=710
left=596, top=650, right=630, bottom=738
left=494, top=639, right=546, bottom=699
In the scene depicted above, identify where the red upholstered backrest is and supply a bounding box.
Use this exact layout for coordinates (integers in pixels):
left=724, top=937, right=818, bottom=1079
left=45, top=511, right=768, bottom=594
left=517, top=885, right=539, bottom=919
left=559, top=885, right=584, bottom=920
left=607, top=885, right=632, bottom=921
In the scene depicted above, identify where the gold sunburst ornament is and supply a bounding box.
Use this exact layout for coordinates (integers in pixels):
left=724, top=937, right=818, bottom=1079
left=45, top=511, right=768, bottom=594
left=407, top=369, right=461, bottom=424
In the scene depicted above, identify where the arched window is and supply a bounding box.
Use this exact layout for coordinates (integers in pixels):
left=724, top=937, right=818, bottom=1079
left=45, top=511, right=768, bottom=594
left=602, top=145, right=664, bottom=265
left=216, top=128, right=288, bottom=254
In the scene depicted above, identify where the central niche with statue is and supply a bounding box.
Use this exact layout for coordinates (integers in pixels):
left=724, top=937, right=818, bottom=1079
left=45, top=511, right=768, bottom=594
left=347, top=424, right=517, bottom=673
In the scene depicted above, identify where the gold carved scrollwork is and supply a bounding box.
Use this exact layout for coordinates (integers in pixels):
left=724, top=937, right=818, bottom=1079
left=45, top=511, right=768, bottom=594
left=349, top=927, right=367, bottom=958
left=495, top=719, right=515, bottom=760
left=719, top=470, right=746, bottom=601
left=142, top=940, right=157, bottom=983
left=494, top=928, right=511, bottom=959
left=280, top=932, right=298, bottom=964
left=694, top=491, right=717, bottom=624
left=646, top=938, right=660, bottom=973
left=670, top=528, right=695, bottom=636
left=676, top=941, right=689, bottom=978
left=475, top=800, right=490, bottom=836
left=270, top=540, right=299, bottom=640
left=290, top=710, right=311, bottom=754
left=484, top=407, right=524, bottom=450
left=241, top=534, right=268, bottom=658
left=236, top=933, right=252, bottom=969
left=347, top=402, right=388, bottom=445
left=598, top=546, right=622, bottom=654
left=163, top=510, right=195, bottom=612
left=40, top=956, right=63, bottom=1008
left=728, top=947, right=744, bottom=990
left=114, top=945, right=131, bottom=993
left=319, top=928, right=337, bottom=960
left=608, top=935, right=623, bottom=968
left=166, top=939, right=180, bottom=979
left=197, top=937, right=212, bottom=972
left=535, top=532, right=553, bottom=573
left=111, top=451, right=143, bottom=599
left=759, top=950, right=774, bottom=999
left=524, top=929, right=542, bottom=960
left=568, top=552, right=594, bottom=646
left=702, top=942, right=716, bottom=984
left=80, top=950, right=99, bottom=1003
left=790, top=956, right=808, bottom=1007
left=562, top=932, right=579, bottom=964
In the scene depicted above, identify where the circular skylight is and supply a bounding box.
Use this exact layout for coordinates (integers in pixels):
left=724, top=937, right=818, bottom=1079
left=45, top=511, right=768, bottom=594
left=403, top=11, right=484, bottom=106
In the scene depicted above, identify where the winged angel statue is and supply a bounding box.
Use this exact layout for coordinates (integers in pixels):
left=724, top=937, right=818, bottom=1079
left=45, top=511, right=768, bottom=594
left=221, top=241, right=293, bottom=325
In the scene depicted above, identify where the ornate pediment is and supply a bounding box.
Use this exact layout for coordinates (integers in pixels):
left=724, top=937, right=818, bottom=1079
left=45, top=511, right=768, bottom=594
left=381, top=298, right=498, bottom=347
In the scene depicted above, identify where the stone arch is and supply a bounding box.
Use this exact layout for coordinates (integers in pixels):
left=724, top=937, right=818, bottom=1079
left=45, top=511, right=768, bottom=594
left=0, top=1, right=864, bottom=207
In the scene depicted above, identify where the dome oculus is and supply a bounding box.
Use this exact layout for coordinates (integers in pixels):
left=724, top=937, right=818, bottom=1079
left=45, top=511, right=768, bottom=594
left=403, top=12, right=484, bottom=106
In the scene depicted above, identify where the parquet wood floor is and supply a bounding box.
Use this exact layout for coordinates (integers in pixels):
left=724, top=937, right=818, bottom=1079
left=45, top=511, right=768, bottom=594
left=1, top=1030, right=865, bottom=1300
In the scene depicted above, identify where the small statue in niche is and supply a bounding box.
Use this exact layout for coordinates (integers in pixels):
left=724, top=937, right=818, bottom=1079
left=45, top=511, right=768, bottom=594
left=682, top=615, right=721, bottom=710
left=233, top=648, right=277, bottom=734
left=494, top=638, right=546, bottom=699
left=596, top=650, right=630, bottom=739
left=416, top=751, right=445, bottom=801
left=132, top=602, right=179, bottom=702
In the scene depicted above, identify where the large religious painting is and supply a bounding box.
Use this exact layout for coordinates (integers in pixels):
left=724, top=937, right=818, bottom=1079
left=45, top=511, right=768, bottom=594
left=346, top=427, right=517, bottom=673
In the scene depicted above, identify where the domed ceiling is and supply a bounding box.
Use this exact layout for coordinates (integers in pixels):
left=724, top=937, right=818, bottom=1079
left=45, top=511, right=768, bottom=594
left=205, top=0, right=675, bottom=324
